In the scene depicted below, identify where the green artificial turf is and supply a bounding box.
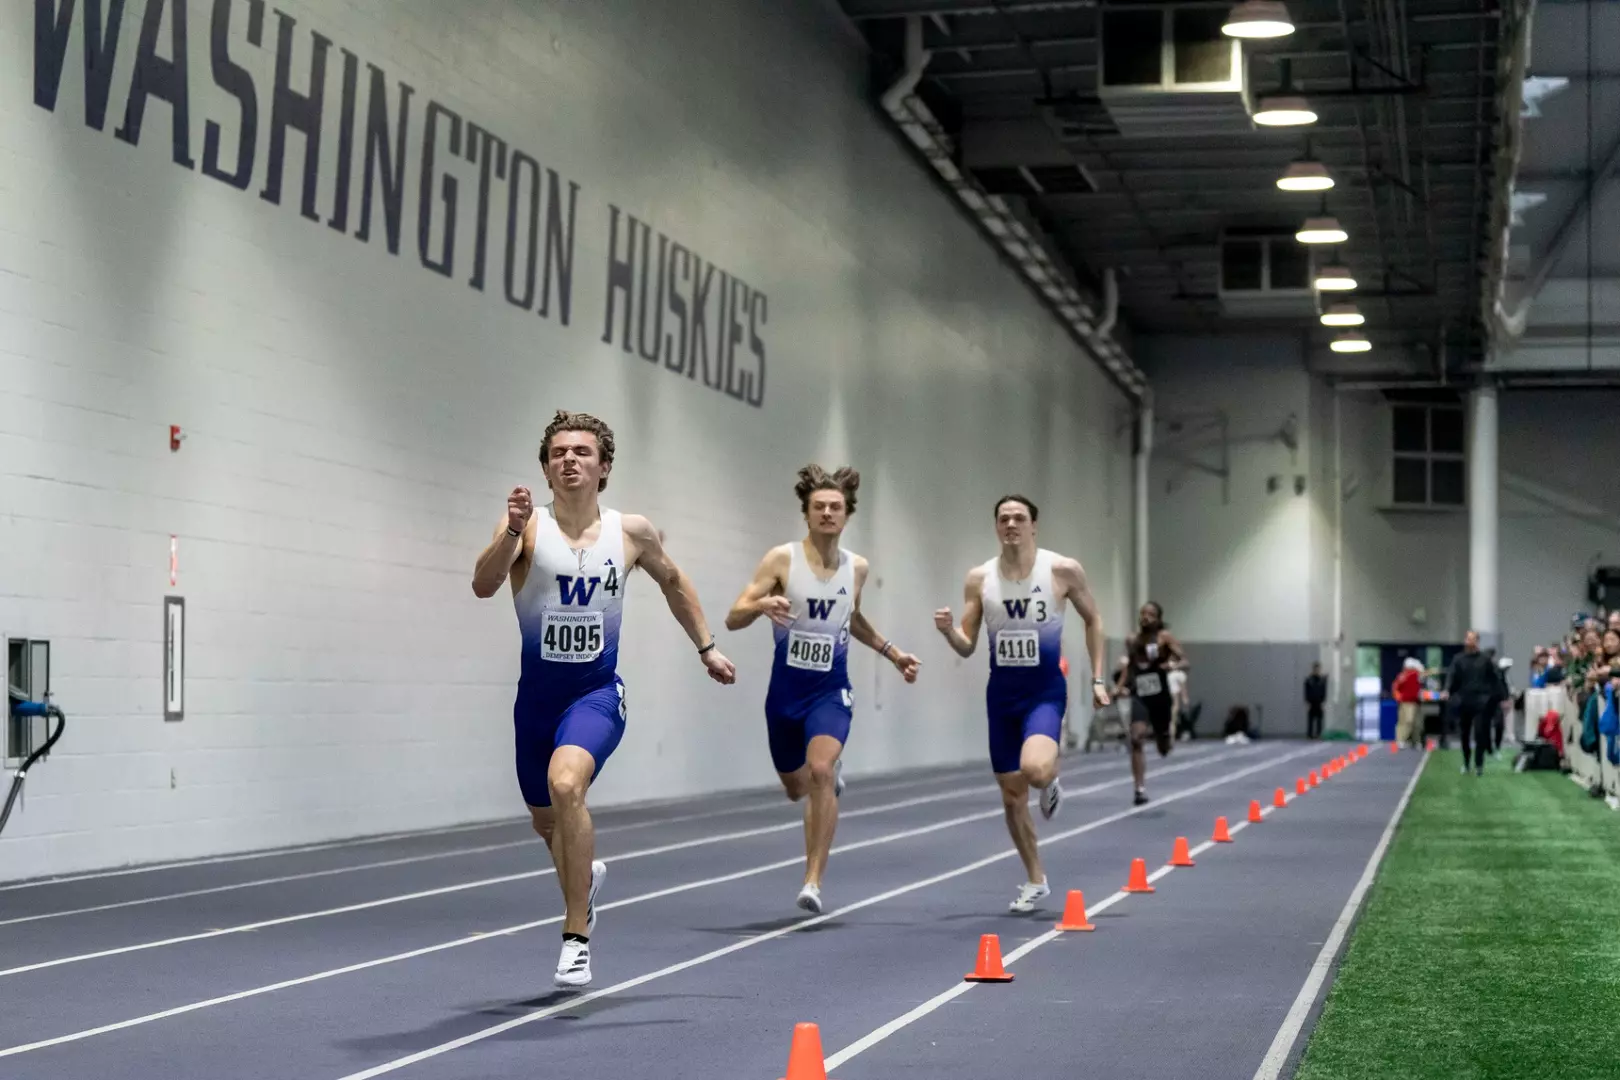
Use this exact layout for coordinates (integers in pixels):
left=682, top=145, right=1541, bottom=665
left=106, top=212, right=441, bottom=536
left=1294, top=751, right=1620, bottom=1080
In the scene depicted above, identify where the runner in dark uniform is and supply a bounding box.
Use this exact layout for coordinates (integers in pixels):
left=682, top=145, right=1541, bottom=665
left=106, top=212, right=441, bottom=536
left=1119, top=602, right=1187, bottom=806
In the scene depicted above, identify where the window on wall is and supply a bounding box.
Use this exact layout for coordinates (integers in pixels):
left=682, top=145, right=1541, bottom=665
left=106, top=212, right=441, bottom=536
left=1391, top=402, right=1465, bottom=507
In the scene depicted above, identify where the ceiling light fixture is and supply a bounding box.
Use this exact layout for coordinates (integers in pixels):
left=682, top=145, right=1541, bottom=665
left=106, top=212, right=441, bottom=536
left=1320, top=303, right=1365, bottom=327
left=1254, top=95, right=1317, bottom=127
left=1314, top=264, right=1358, bottom=291
left=1222, top=0, right=1295, bottom=38
left=1296, top=215, right=1347, bottom=244
left=1277, top=159, right=1334, bottom=192
left=1330, top=331, right=1372, bottom=353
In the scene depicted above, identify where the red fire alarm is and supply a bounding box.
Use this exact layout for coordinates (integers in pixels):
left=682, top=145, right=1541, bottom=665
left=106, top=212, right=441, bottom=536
left=170, top=425, right=183, bottom=452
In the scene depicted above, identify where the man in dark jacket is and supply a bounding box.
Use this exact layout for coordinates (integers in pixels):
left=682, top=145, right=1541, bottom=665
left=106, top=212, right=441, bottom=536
left=1445, top=631, right=1501, bottom=775
left=1303, top=663, right=1328, bottom=738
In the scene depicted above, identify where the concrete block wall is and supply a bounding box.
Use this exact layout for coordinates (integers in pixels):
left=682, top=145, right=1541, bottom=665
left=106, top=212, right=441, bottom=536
left=1139, top=334, right=1616, bottom=730
left=0, top=0, right=1135, bottom=880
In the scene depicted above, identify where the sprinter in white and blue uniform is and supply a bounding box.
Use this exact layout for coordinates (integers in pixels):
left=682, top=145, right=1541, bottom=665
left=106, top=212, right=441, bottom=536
left=472, top=410, right=736, bottom=990
left=935, top=495, right=1112, bottom=914
left=727, top=465, right=920, bottom=915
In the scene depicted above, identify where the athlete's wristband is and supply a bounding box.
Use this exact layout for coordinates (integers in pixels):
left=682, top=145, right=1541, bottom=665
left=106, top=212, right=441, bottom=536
left=698, top=639, right=716, bottom=656
left=505, top=524, right=522, bottom=538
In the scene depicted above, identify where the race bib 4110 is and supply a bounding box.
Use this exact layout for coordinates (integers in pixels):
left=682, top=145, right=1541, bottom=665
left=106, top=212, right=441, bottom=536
left=994, top=630, right=1040, bottom=668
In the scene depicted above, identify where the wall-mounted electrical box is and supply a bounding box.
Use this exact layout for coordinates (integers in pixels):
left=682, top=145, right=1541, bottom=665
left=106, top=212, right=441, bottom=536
left=7, top=638, right=51, bottom=767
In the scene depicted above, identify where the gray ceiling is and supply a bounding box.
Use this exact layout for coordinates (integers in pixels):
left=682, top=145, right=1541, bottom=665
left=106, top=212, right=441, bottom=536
left=1508, top=1, right=1620, bottom=302
left=835, top=0, right=1521, bottom=378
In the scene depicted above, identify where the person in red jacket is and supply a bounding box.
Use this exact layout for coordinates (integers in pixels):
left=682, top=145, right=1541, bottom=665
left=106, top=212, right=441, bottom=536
left=1393, top=658, right=1424, bottom=748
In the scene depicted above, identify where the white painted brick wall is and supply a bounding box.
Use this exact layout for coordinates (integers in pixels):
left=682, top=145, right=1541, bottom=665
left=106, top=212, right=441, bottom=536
left=1142, top=337, right=1611, bottom=670
left=0, top=0, right=1135, bottom=880
left=1139, top=335, right=1318, bottom=642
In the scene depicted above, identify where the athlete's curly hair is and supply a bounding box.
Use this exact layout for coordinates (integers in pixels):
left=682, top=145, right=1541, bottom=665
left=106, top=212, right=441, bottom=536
left=795, top=464, right=860, bottom=515
left=539, top=410, right=616, bottom=491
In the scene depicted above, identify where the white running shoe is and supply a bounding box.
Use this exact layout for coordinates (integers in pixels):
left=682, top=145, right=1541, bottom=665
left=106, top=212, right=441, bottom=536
left=586, top=859, right=606, bottom=934
left=1008, top=878, right=1051, bottom=914
left=554, top=938, right=591, bottom=988
left=833, top=758, right=845, bottom=798
left=796, top=882, right=823, bottom=914
left=1039, top=778, right=1063, bottom=821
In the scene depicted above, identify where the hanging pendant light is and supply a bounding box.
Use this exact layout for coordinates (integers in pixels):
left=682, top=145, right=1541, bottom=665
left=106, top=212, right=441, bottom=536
left=1277, top=159, right=1334, bottom=192
left=1320, top=303, right=1365, bottom=327
left=1254, top=95, right=1317, bottom=126
left=1296, top=216, right=1348, bottom=244
left=1314, top=264, right=1358, bottom=290
left=1223, top=1, right=1296, bottom=38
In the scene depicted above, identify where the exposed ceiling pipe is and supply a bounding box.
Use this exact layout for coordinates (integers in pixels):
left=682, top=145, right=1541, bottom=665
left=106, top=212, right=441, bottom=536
left=877, top=16, right=1147, bottom=399
left=1097, top=267, right=1119, bottom=337
left=880, top=14, right=930, bottom=115
left=1485, top=0, right=1539, bottom=343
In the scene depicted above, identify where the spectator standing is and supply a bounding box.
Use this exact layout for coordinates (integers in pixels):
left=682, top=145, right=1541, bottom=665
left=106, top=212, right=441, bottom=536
left=1393, top=658, right=1424, bottom=748
left=1303, top=663, right=1328, bottom=739
left=1445, top=630, right=1502, bottom=776
left=1493, top=656, right=1514, bottom=754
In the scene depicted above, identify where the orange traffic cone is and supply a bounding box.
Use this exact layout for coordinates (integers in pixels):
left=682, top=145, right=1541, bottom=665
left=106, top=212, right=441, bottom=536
left=1273, top=787, right=1287, bottom=808
left=1309, top=770, right=1320, bottom=787
left=1295, top=777, right=1307, bottom=796
left=779, top=1022, right=831, bottom=1080
left=1124, top=857, right=1155, bottom=893
left=1212, top=815, right=1233, bottom=842
left=1055, top=890, right=1095, bottom=931
left=1248, top=799, right=1263, bottom=823
left=1389, top=741, right=1399, bottom=753
left=965, top=933, right=1014, bottom=982
left=1170, top=836, right=1195, bottom=867
left=1425, top=737, right=1436, bottom=751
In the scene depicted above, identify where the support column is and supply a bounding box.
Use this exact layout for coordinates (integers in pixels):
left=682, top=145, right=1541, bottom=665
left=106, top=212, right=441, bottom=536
left=1134, top=401, right=1153, bottom=610
left=1468, top=384, right=1499, bottom=647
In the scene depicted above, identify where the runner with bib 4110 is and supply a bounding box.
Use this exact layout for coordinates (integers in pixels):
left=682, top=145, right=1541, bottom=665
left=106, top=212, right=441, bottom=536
left=934, top=494, right=1109, bottom=914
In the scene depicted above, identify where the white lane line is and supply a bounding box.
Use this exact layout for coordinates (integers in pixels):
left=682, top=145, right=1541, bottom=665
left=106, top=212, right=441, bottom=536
left=0, top=757, right=1038, bottom=893
left=325, top=748, right=1320, bottom=1080
left=0, top=750, right=1217, bottom=927
left=1250, top=751, right=1428, bottom=1080
left=824, top=755, right=1378, bottom=1071
left=0, top=749, right=1293, bottom=1061
left=0, top=748, right=1250, bottom=977
left=0, top=818, right=528, bottom=892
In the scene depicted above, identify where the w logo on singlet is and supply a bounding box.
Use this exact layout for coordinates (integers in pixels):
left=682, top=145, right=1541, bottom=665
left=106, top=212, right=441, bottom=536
left=1003, top=599, right=1030, bottom=619
left=806, top=598, right=837, bottom=620
left=556, top=575, right=600, bottom=606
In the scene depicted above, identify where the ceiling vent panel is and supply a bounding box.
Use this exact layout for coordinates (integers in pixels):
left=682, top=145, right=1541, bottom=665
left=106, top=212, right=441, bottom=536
left=1218, top=231, right=1320, bottom=318
left=1097, top=2, right=1253, bottom=138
